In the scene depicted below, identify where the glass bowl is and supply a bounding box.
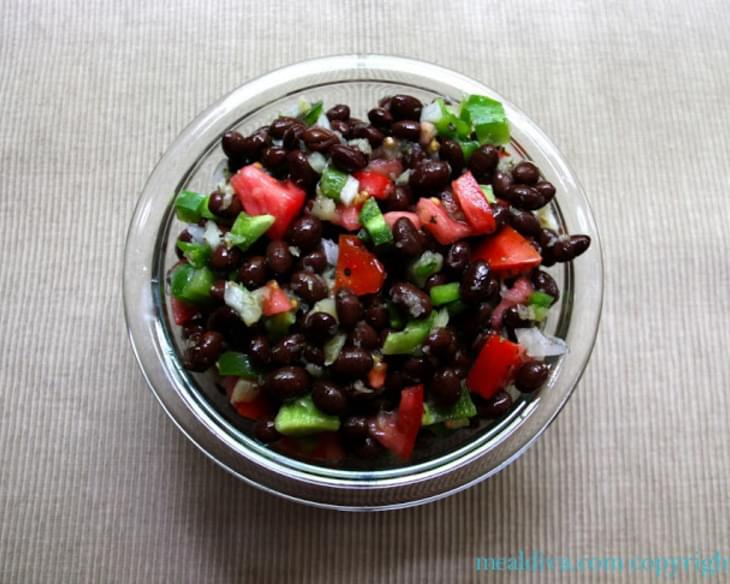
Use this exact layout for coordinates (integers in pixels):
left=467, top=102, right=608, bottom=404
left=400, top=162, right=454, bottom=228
left=123, top=54, right=603, bottom=510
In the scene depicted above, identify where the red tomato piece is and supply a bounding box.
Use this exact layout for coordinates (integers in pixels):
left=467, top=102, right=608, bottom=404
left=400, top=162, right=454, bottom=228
left=332, top=204, right=362, bottom=231
left=353, top=170, right=394, bottom=200
left=232, top=395, right=272, bottom=421
left=262, top=281, right=292, bottom=316
left=371, top=385, right=424, bottom=460
left=334, top=235, right=386, bottom=296
left=466, top=335, right=525, bottom=400
left=367, top=361, right=387, bottom=389
left=231, top=164, right=306, bottom=240
left=365, top=158, right=403, bottom=180
left=382, top=211, right=422, bottom=230
left=171, top=297, right=199, bottom=325
left=416, top=198, right=472, bottom=245
left=471, top=225, right=542, bottom=275
left=451, top=171, right=496, bottom=234
left=309, top=432, right=345, bottom=464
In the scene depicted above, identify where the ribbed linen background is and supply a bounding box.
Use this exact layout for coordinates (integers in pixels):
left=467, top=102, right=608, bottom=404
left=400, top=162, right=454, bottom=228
left=1, top=1, right=728, bottom=582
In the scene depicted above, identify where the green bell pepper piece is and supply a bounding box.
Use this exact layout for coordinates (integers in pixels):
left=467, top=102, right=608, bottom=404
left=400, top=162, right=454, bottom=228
left=445, top=300, right=468, bottom=317
left=274, top=394, right=341, bottom=436
left=422, top=387, right=477, bottom=426
left=382, top=313, right=435, bottom=355
left=264, top=310, right=296, bottom=341
left=319, top=166, right=348, bottom=201
left=200, top=194, right=216, bottom=220
left=430, top=282, right=461, bottom=306
left=174, top=190, right=208, bottom=223
left=408, top=251, right=443, bottom=288
left=529, top=291, right=555, bottom=308
left=359, top=197, right=393, bottom=246
left=459, top=94, right=510, bottom=145
left=216, top=352, right=259, bottom=378
left=176, top=241, right=211, bottom=268
left=432, top=98, right=470, bottom=139
left=479, top=184, right=497, bottom=204
left=227, top=212, right=276, bottom=251
left=301, top=100, right=324, bottom=126
left=170, top=263, right=215, bottom=304
left=457, top=139, right=480, bottom=161
left=387, top=302, right=405, bottom=330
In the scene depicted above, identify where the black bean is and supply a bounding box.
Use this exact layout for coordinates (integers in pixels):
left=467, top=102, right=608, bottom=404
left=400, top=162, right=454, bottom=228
left=287, top=150, right=318, bottom=189
left=553, top=235, right=591, bottom=262
left=391, top=120, right=420, bottom=141
left=209, top=279, right=226, bottom=302
left=478, top=391, right=513, bottom=418
left=248, top=335, right=271, bottom=367
left=335, top=288, right=363, bottom=328
left=409, top=160, right=451, bottom=193
left=353, top=436, right=384, bottom=459
left=312, top=380, right=348, bottom=415
left=509, top=209, right=542, bottom=237
left=430, top=368, right=462, bottom=407
left=270, top=116, right=303, bottom=139
left=298, top=248, right=327, bottom=273
left=384, top=369, right=405, bottom=393
left=365, top=303, right=389, bottom=330
left=302, top=127, right=339, bottom=152
left=471, top=331, right=490, bottom=354
left=207, top=192, right=235, bottom=220
left=181, top=319, right=204, bottom=340
left=330, top=144, right=368, bottom=173
left=351, top=124, right=385, bottom=147
left=392, top=217, right=425, bottom=257
left=341, top=415, right=369, bottom=441
left=210, top=245, right=242, bottom=271
left=206, top=306, right=244, bottom=340
left=238, top=255, right=268, bottom=288
left=491, top=202, right=510, bottom=230
left=264, top=366, right=310, bottom=400
left=266, top=240, right=294, bottom=275
left=282, top=123, right=306, bottom=150
left=502, top=306, right=531, bottom=329
left=539, top=228, right=559, bottom=249
left=515, top=361, right=549, bottom=393
left=402, top=356, right=432, bottom=384
left=424, top=272, right=449, bottom=291
left=271, top=333, right=305, bottom=366
left=302, top=312, right=338, bottom=342
left=532, top=270, right=559, bottom=302
left=451, top=349, right=471, bottom=377
left=183, top=331, right=224, bottom=372
left=534, top=181, right=556, bottom=204
left=384, top=186, right=412, bottom=212
left=289, top=272, right=328, bottom=303
left=512, top=161, right=540, bottom=185
left=287, top=215, right=322, bottom=251
left=403, top=143, right=427, bottom=169
left=260, top=146, right=288, bottom=175
left=241, top=127, right=272, bottom=160
left=303, top=344, right=325, bottom=366
left=469, top=144, right=500, bottom=179
left=476, top=302, right=493, bottom=327
left=423, top=328, right=457, bottom=361
left=367, top=107, right=393, bottom=130
left=440, top=139, right=465, bottom=176
left=460, top=261, right=498, bottom=303
left=331, top=347, right=373, bottom=379
left=508, top=185, right=543, bottom=211
left=221, top=131, right=247, bottom=160
left=349, top=321, right=379, bottom=350
left=446, top=241, right=471, bottom=272
left=389, top=94, right=423, bottom=121
left=390, top=282, right=432, bottom=319
left=492, top=171, right=513, bottom=198
left=329, top=119, right=349, bottom=135
left=253, top=419, right=281, bottom=443
left=326, top=104, right=350, bottom=121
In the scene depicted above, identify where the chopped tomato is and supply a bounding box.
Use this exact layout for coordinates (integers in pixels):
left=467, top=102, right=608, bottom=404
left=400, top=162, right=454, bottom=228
left=490, top=277, right=534, bottom=328
left=221, top=376, right=273, bottom=421
left=262, top=281, right=292, bottom=316
left=171, top=297, right=199, bottom=325
left=367, top=361, right=387, bottom=389
left=383, top=211, right=422, bottom=230
left=466, top=335, right=525, bottom=400
left=371, top=385, right=424, bottom=460
left=332, top=204, right=362, bottom=231
left=365, top=158, right=403, bottom=180
left=451, top=171, right=496, bottom=234
left=472, top=225, right=542, bottom=275
left=334, top=235, right=386, bottom=296
left=231, top=163, right=306, bottom=240
left=353, top=170, right=394, bottom=200
left=416, top=197, right=472, bottom=245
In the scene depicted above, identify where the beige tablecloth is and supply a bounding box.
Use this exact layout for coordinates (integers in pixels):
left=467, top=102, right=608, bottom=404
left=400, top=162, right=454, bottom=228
left=2, top=1, right=728, bottom=582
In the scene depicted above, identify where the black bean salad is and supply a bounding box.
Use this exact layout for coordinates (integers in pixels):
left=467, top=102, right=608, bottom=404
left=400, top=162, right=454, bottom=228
left=169, top=94, right=591, bottom=464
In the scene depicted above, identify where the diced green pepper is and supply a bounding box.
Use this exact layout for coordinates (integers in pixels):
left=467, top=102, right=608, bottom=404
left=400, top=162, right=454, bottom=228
left=200, top=194, right=216, bottom=219
left=387, top=302, right=405, bottom=330
left=319, top=166, right=348, bottom=201
left=529, top=291, right=555, bottom=308
left=174, top=190, right=208, bottom=223
left=176, top=241, right=211, bottom=268
left=459, top=94, right=510, bottom=145
left=408, top=251, right=443, bottom=288
left=432, top=98, right=470, bottom=140
left=227, top=212, right=276, bottom=251
left=457, top=140, right=480, bottom=161
left=216, top=352, right=259, bottom=378
left=422, top=387, right=477, bottom=426
left=323, top=333, right=347, bottom=366
left=274, top=394, right=341, bottom=436
left=359, top=197, right=393, bottom=246
left=430, top=282, right=461, bottom=306
left=170, top=263, right=215, bottom=304
left=382, top=313, right=435, bottom=355
left=479, top=184, right=497, bottom=204
left=301, top=100, right=323, bottom=126
left=264, top=310, right=296, bottom=340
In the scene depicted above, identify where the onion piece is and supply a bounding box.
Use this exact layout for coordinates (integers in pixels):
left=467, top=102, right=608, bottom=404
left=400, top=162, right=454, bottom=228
left=324, top=333, right=347, bottom=366
left=515, top=327, right=568, bottom=358
left=339, top=175, right=360, bottom=206
left=316, top=112, right=331, bottom=130
left=306, top=151, right=327, bottom=174
left=420, top=101, right=443, bottom=123
left=230, top=379, right=259, bottom=404
left=311, top=194, right=337, bottom=221
left=186, top=224, right=205, bottom=243
left=224, top=282, right=262, bottom=326
left=347, top=138, right=372, bottom=157
left=203, top=220, right=222, bottom=249
left=321, top=238, right=339, bottom=265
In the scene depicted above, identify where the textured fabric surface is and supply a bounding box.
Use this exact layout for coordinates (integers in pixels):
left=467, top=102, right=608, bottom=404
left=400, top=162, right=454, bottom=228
left=1, top=0, right=729, bottom=582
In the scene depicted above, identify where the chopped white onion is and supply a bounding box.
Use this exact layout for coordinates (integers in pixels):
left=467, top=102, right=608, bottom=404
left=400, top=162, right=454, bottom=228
left=537, top=205, right=559, bottom=230
left=395, top=169, right=412, bottom=186
left=306, top=151, right=327, bottom=174
left=324, top=333, right=347, bottom=366
left=322, top=239, right=339, bottom=265
left=305, top=363, right=324, bottom=378
left=309, top=297, right=338, bottom=321
left=230, top=379, right=259, bottom=404
left=288, top=245, right=301, bottom=258
left=311, top=194, right=337, bottom=221
left=296, top=96, right=311, bottom=115
left=515, top=328, right=568, bottom=358
left=432, top=308, right=450, bottom=329
left=186, top=224, right=205, bottom=243
left=224, top=282, right=262, bottom=326
left=347, top=138, right=372, bottom=157
left=315, top=113, right=331, bottom=130
left=339, top=175, right=360, bottom=206
left=203, top=220, right=222, bottom=249
left=420, top=101, right=443, bottom=123
left=419, top=121, right=436, bottom=146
